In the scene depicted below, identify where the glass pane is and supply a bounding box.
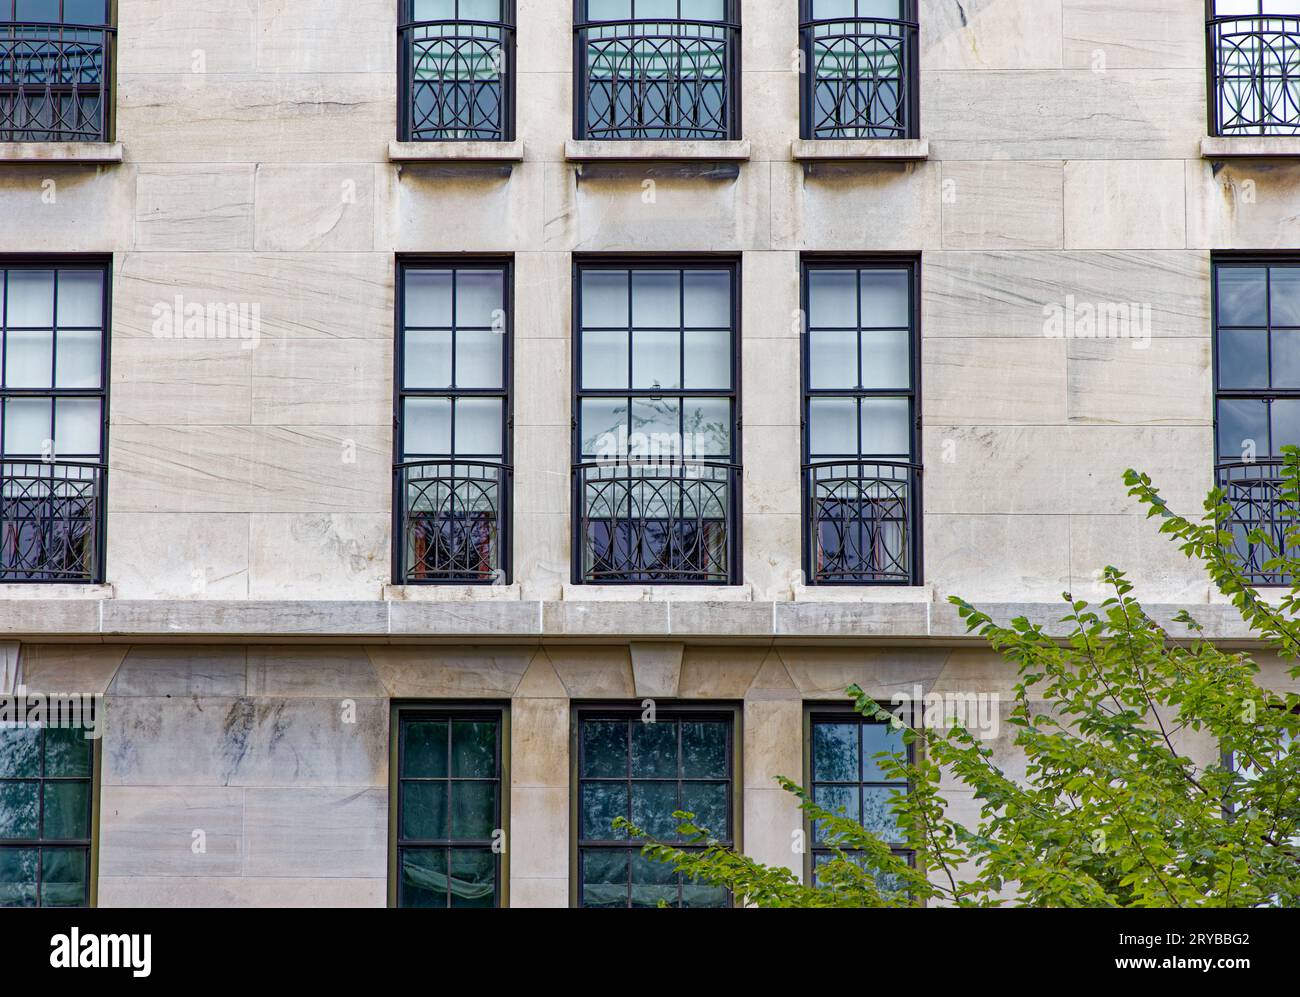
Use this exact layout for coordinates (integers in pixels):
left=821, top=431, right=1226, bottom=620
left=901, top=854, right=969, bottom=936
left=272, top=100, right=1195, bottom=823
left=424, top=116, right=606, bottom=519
left=0, top=848, right=38, bottom=908
left=580, top=397, right=629, bottom=456
left=813, top=722, right=860, bottom=782
left=810, top=328, right=857, bottom=389
left=455, top=269, right=503, bottom=328
left=54, top=398, right=101, bottom=456
left=0, top=783, right=38, bottom=839
left=582, top=329, right=630, bottom=389
left=454, top=397, right=502, bottom=456
left=683, top=397, right=730, bottom=457
left=42, top=782, right=90, bottom=840
left=403, top=397, right=452, bottom=456
left=401, top=848, right=448, bottom=908
left=813, top=0, right=857, bottom=17
left=681, top=0, right=726, bottom=16
left=5, top=270, right=54, bottom=327
left=630, top=850, right=676, bottom=908
left=1217, top=328, right=1269, bottom=389
left=413, top=0, right=456, bottom=20
left=402, top=720, right=448, bottom=778
left=581, top=782, right=628, bottom=840
left=809, top=397, right=857, bottom=456
left=683, top=271, right=730, bottom=327
left=1218, top=398, right=1268, bottom=458
left=44, top=727, right=92, bottom=778
left=1272, top=268, right=1300, bottom=326
left=808, top=270, right=857, bottom=328
left=1217, top=267, right=1268, bottom=326
left=812, top=785, right=860, bottom=842
left=3, top=329, right=52, bottom=388
left=862, top=786, right=901, bottom=840
left=631, top=271, right=680, bottom=328
left=860, top=397, right=910, bottom=456
left=451, top=721, right=496, bottom=778
left=457, top=0, right=500, bottom=21
left=635, top=0, right=677, bottom=20
left=631, top=720, right=677, bottom=778
left=62, top=0, right=109, bottom=24
left=55, top=329, right=101, bottom=388
left=3, top=398, right=51, bottom=456
left=450, top=782, right=495, bottom=839
left=455, top=328, right=504, bottom=389
left=630, top=781, right=678, bottom=838
left=0, top=727, right=40, bottom=778
left=862, top=722, right=907, bottom=781
left=682, top=328, right=729, bottom=389
left=401, top=781, right=449, bottom=840
left=680, top=781, right=728, bottom=837
left=1271, top=398, right=1300, bottom=453
left=681, top=721, right=727, bottom=778
left=406, top=270, right=453, bottom=327
left=582, top=270, right=629, bottom=328
left=681, top=876, right=728, bottom=908
left=581, top=849, right=628, bottom=908
left=632, top=396, right=679, bottom=440
left=632, top=328, right=680, bottom=390
left=448, top=848, right=495, bottom=908
left=860, top=270, right=909, bottom=328
left=56, top=271, right=102, bottom=327
left=403, top=329, right=453, bottom=388
left=860, top=329, right=910, bottom=389
left=587, top=0, right=632, bottom=21
left=1272, top=330, right=1300, bottom=388
left=583, top=720, right=627, bottom=777
left=16, top=0, right=62, bottom=19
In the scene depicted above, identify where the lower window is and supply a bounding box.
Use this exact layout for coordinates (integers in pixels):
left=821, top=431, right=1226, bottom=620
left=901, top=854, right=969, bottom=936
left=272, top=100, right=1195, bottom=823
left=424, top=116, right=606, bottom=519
left=575, top=706, right=737, bottom=908
left=392, top=705, right=506, bottom=908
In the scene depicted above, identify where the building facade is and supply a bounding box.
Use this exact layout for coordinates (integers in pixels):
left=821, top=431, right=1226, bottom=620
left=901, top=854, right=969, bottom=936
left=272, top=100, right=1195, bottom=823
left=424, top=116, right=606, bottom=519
left=1, top=0, right=1299, bottom=907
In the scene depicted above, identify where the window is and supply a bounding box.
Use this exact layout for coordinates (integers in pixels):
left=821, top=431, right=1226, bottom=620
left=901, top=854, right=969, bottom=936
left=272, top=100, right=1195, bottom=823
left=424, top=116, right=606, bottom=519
left=0, top=719, right=96, bottom=907
left=806, top=707, right=911, bottom=888
left=392, top=705, right=506, bottom=908
left=0, top=1, right=114, bottom=142
left=799, top=0, right=919, bottom=139
left=573, top=259, right=739, bottom=584
left=574, top=0, right=739, bottom=140
left=1208, top=1, right=1300, bottom=135
left=395, top=260, right=511, bottom=584
left=1, top=260, right=107, bottom=583
left=1214, top=257, right=1300, bottom=585
left=398, top=0, right=515, bottom=141
left=575, top=707, right=736, bottom=907
left=802, top=258, right=921, bottom=585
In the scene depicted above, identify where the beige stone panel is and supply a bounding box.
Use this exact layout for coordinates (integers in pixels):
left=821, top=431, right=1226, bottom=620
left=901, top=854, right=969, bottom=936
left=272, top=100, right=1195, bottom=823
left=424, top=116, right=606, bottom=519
left=1063, top=159, right=1186, bottom=250
left=514, top=70, right=570, bottom=162
left=253, top=164, right=376, bottom=252
left=249, top=513, right=389, bottom=599
left=546, top=646, right=635, bottom=698
left=118, top=0, right=259, bottom=74
left=513, top=512, right=570, bottom=601
left=921, top=0, right=1064, bottom=70
left=744, top=70, right=801, bottom=164
left=923, top=70, right=1203, bottom=161
left=251, top=338, right=391, bottom=426
left=247, top=646, right=387, bottom=698
left=134, top=165, right=255, bottom=252
left=741, top=250, right=800, bottom=339
left=510, top=698, right=569, bottom=789
left=925, top=513, right=1072, bottom=602
left=515, top=251, right=572, bottom=340
left=117, top=74, right=394, bottom=164
left=19, top=645, right=127, bottom=695
left=98, top=877, right=384, bottom=908
left=1066, top=337, right=1210, bottom=426
left=629, top=642, right=684, bottom=698
left=1185, top=158, right=1300, bottom=250
left=772, top=159, right=940, bottom=250
left=678, top=646, right=770, bottom=699
left=509, top=877, right=568, bottom=908
left=256, top=0, right=395, bottom=73
left=517, top=0, right=572, bottom=74
left=0, top=166, right=134, bottom=254
left=744, top=427, right=801, bottom=517
left=1068, top=514, right=1211, bottom=603
left=1062, top=0, right=1206, bottom=69
left=743, top=787, right=803, bottom=878
left=366, top=646, right=534, bottom=698
left=741, top=0, right=800, bottom=73
left=514, top=426, right=570, bottom=516
left=514, top=649, right=567, bottom=698
left=923, top=425, right=1212, bottom=515
left=923, top=250, right=1209, bottom=339
left=513, top=337, right=569, bottom=427
left=1249, top=653, right=1300, bottom=697
left=743, top=337, right=800, bottom=426
left=114, top=252, right=394, bottom=341
left=937, top=700, right=1034, bottom=790
left=924, top=337, right=1067, bottom=426
left=744, top=699, right=802, bottom=790
left=109, top=425, right=390, bottom=514
left=778, top=647, right=946, bottom=700
left=510, top=787, right=569, bottom=880
left=741, top=512, right=801, bottom=601
left=930, top=648, right=1025, bottom=696
left=109, top=646, right=247, bottom=697
left=106, top=513, right=251, bottom=600
left=377, top=160, right=546, bottom=251
left=243, top=787, right=387, bottom=878
left=941, top=161, right=1064, bottom=250
left=99, top=786, right=244, bottom=877
left=111, top=337, right=253, bottom=427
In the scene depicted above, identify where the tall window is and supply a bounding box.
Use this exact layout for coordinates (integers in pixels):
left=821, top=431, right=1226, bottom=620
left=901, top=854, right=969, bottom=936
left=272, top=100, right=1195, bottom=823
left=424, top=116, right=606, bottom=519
left=573, top=259, right=739, bottom=584
left=392, top=706, right=505, bottom=908
left=575, top=0, right=739, bottom=140
left=576, top=708, right=735, bottom=907
left=395, top=260, right=511, bottom=584
left=0, top=720, right=96, bottom=907
left=0, top=1, right=114, bottom=142
left=1214, top=257, right=1300, bottom=585
left=1, top=260, right=107, bottom=583
left=1208, top=1, right=1300, bottom=135
left=398, top=0, right=515, bottom=141
left=802, top=259, right=920, bottom=585
left=799, top=0, right=919, bottom=139
left=807, top=707, right=911, bottom=888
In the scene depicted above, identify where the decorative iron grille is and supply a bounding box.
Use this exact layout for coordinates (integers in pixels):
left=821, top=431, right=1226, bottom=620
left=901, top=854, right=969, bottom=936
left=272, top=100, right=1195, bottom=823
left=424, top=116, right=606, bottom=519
left=0, top=460, right=102, bottom=582
left=1209, top=9, right=1300, bottom=135
left=576, top=12, right=739, bottom=140
left=399, top=4, right=514, bottom=141
left=574, top=460, right=737, bottom=583
left=800, top=2, right=918, bottom=139
left=396, top=459, right=510, bottom=583
left=0, top=19, right=112, bottom=142
left=805, top=460, right=920, bottom=584
left=1216, top=460, right=1297, bottom=585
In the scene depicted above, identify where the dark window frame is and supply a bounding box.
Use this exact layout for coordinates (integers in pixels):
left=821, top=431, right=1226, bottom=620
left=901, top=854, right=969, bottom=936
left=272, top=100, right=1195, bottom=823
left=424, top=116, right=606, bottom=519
left=388, top=701, right=510, bottom=909
left=393, top=256, right=513, bottom=585
left=1206, top=0, right=1300, bottom=137
left=800, top=254, right=923, bottom=586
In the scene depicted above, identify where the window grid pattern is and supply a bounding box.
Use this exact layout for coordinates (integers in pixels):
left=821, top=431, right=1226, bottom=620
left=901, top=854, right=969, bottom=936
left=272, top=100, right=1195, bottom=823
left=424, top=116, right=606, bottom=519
left=1209, top=0, right=1300, bottom=135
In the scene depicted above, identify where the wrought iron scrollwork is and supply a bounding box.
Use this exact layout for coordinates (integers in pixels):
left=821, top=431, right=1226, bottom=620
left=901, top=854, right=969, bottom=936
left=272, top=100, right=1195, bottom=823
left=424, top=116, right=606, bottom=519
left=805, top=460, right=919, bottom=584
left=400, top=15, right=513, bottom=140
left=0, top=461, right=103, bottom=582
left=397, top=460, right=510, bottom=583
left=0, top=22, right=112, bottom=142
left=1216, top=460, right=1297, bottom=585
left=1210, top=14, right=1300, bottom=135
left=801, top=14, right=917, bottom=139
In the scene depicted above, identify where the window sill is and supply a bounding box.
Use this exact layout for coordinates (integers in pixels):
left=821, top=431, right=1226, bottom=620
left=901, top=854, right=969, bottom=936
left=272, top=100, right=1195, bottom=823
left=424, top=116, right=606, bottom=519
left=387, top=139, right=525, bottom=163
left=791, top=138, right=929, bottom=162
left=384, top=583, right=520, bottom=601
left=792, top=581, right=933, bottom=603
left=1200, top=135, right=1300, bottom=160
left=0, top=142, right=123, bottom=164
left=561, top=583, right=754, bottom=602
left=565, top=139, right=751, bottom=163
left=0, top=583, right=113, bottom=599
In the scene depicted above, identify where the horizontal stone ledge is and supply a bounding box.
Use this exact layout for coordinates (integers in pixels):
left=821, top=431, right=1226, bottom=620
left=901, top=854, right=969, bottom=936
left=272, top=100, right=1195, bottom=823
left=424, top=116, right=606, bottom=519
left=791, top=138, right=930, bottom=162
left=0, top=142, right=124, bottom=164
left=387, top=139, right=525, bottom=163
left=1200, top=135, right=1300, bottom=159
left=564, top=138, right=752, bottom=162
